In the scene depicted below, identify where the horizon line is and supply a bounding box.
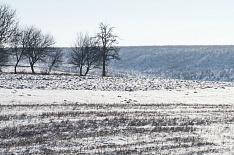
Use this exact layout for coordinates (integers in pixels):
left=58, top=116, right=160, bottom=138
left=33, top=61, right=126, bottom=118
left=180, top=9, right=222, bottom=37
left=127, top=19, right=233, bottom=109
left=55, top=44, right=234, bottom=48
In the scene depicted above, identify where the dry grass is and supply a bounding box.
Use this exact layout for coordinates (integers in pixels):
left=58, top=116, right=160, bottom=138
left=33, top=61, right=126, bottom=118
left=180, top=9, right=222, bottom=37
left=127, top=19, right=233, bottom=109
left=1, top=102, right=233, bottom=154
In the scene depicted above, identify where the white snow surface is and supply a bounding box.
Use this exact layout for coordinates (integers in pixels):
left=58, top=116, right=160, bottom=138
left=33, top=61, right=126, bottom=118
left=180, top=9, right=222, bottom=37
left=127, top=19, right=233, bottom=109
left=1, top=73, right=234, bottom=154
left=1, top=85, right=234, bottom=106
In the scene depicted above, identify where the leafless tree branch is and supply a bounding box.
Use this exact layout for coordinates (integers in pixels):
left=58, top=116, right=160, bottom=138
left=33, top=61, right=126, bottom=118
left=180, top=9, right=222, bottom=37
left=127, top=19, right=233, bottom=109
left=70, top=33, right=100, bottom=76
left=96, top=22, right=120, bottom=77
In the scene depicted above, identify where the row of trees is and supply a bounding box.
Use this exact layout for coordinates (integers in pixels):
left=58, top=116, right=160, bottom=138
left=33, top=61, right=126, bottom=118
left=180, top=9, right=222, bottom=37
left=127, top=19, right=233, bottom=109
left=0, top=4, right=120, bottom=76
left=10, top=26, right=60, bottom=74
left=70, top=23, right=120, bottom=76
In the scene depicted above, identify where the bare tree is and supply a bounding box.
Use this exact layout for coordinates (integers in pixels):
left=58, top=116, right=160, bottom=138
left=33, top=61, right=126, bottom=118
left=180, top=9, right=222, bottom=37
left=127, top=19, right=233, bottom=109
left=70, top=33, right=100, bottom=76
left=47, top=48, right=63, bottom=73
left=0, top=4, right=18, bottom=68
left=22, top=26, right=55, bottom=74
left=96, top=22, right=120, bottom=77
left=0, top=4, right=18, bottom=46
left=9, top=27, right=24, bottom=74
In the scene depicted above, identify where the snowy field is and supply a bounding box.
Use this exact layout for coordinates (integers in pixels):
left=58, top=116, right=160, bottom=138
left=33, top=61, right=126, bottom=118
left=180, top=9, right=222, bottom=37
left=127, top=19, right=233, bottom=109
left=1, top=73, right=234, bottom=154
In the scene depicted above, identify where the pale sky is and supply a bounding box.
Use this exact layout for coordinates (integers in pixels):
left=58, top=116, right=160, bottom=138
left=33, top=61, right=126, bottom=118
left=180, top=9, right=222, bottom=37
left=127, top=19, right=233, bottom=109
left=2, top=0, right=234, bottom=47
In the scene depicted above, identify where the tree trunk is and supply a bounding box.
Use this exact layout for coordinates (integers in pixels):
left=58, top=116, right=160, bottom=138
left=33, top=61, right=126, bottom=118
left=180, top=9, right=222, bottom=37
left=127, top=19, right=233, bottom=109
left=79, top=65, right=83, bottom=76
left=84, top=66, right=90, bottom=76
left=14, top=61, right=19, bottom=74
left=30, top=63, right=35, bottom=74
left=102, top=55, right=106, bottom=77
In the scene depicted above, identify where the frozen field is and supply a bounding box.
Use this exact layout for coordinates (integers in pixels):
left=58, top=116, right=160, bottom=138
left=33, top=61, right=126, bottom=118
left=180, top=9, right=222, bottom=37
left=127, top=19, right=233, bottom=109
left=1, top=73, right=234, bottom=154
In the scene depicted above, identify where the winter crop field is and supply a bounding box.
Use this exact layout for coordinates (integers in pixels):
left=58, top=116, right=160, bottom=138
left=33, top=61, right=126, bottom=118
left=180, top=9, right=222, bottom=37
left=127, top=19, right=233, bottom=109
left=1, top=73, right=234, bottom=154
left=2, top=0, right=234, bottom=154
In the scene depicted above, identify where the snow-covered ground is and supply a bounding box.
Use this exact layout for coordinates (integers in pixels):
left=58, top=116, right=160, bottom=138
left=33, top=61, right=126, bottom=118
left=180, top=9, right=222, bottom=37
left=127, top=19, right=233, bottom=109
left=0, top=73, right=234, bottom=154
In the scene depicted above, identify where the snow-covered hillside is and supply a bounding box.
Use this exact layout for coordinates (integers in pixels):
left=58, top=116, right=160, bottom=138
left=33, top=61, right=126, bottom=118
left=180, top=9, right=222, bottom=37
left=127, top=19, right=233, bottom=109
left=109, top=46, right=234, bottom=81
left=5, top=46, right=234, bottom=81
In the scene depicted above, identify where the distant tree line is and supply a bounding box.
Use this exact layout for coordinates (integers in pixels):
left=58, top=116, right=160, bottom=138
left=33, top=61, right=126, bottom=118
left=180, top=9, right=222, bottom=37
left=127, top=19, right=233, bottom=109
left=0, top=4, right=120, bottom=76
